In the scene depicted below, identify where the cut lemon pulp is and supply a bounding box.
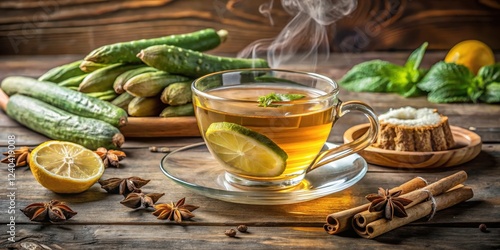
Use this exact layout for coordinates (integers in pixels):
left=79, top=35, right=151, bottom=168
left=205, top=122, right=288, bottom=177
left=29, top=140, right=105, bottom=193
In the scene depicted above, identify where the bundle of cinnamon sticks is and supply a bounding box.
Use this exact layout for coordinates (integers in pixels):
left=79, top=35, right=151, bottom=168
left=324, top=171, right=473, bottom=238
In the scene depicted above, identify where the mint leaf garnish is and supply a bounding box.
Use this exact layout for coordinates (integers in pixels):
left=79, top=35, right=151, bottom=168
left=258, top=93, right=305, bottom=107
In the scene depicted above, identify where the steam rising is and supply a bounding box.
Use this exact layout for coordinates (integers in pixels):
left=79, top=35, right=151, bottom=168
left=238, top=0, right=357, bottom=72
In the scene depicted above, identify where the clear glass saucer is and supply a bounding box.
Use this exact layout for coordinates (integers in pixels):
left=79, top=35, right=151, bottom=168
left=159, top=142, right=367, bottom=205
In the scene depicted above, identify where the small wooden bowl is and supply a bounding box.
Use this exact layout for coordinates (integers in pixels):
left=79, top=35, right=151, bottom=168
left=343, top=124, right=482, bottom=169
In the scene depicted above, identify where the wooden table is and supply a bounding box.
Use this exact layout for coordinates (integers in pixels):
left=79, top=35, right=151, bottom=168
left=1, top=53, right=499, bottom=249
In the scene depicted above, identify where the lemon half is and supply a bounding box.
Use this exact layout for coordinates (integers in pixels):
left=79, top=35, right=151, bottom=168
left=205, top=122, right=287, bottom=177
left=29, top=141, right=105, bottom=193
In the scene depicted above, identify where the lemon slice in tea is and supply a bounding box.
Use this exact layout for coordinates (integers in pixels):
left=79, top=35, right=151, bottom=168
left=29, top=140, right=105, bottom=193
left=205, top=122, right=288, bottom=177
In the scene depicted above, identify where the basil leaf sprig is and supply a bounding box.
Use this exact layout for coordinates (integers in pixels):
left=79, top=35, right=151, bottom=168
left=339, top=42, right=428, bottom=97
left=258, top=93, right=306, bottom=107
left=418, top=62, right=500, bottom=103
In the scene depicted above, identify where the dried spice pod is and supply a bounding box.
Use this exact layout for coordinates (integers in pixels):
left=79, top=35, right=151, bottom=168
left=121, top=192, right=164, bottom=209
left=94, top=147, right=127, bottom=168
left=366, top=187, right=413, bottom=220
left=1, top=146, right=31, bottom=167
left=153, top=197, right=199, bottom=223
left=237, top=225, right=248, bottom=233
left=225, top=229, right=237, bottom=237
left=20, top=200, right=77, bottom=223
left=99, top=176, right=150, bottom=196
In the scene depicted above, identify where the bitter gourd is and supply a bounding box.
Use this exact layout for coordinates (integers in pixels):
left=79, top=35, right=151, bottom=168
left=6, top=94, right=124, bottom=150
left=85, top=28, right=228, bottom=64
left=138, top=45, right=269, bottom=78
left=1, top=76, right=128, bottom=127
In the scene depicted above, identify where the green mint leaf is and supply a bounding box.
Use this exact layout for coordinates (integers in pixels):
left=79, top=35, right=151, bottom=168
left=405, top=42, right=428, bottom=71
left=258, top=93, right=305, bottom=107
left=339, top=60, right=395, bottom=92
left=418, top=62, right=479, bottom=103
left=427, top=84, right=471, bottom=103
left=383, top=64, right=417, bottom=96
left=480, top=82, right=500, bottom=103
left=418, top=61, right=474, bottom=92
left=340, top=54, right=427, bottom=97
left=477, top=63, right=500, bottom=87
left=402, top=84, right=427, bottom=98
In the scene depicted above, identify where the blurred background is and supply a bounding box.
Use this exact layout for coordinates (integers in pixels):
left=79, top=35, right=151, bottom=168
left=0, top=0, right=499, bottom=56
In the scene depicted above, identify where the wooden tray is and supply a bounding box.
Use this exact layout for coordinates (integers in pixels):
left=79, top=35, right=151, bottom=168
left=120, top=117, right=200, bottom=137
left=343, top=124, right=482, bottom=169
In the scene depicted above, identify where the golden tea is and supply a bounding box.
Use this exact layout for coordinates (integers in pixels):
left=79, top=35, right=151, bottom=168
left=192, top=69, right=379, bottom=190
left=194, top=83, right=335, bottom=180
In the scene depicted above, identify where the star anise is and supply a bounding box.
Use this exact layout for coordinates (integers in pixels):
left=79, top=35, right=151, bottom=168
left=98, top=176, right=150, bottom=196
left=20, top=200, right=77, bottom=223
left=120, top=191, right=165, bottom=209
left=95, top=147, right=126, bottom=168
left=1, top=146, right=31, bottom=167
left=152, top=197, right=199, bottom=223
left=366, top=187, right=413, bottom=220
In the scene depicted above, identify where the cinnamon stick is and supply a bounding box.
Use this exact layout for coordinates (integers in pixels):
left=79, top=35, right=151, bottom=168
left=324, top=176, right=427, bottom=234
left=355, top=186, right=473, bottom=238
left=353, top=171, right=468, bottom=228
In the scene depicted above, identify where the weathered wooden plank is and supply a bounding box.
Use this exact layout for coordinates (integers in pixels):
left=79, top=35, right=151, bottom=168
left=1, top=52, right=499, bottom=145
left=0, top=0, right=499, bottom=55
left=0, top=146, right=498, bottom=225
left=1, top=224, right=498, bottom=249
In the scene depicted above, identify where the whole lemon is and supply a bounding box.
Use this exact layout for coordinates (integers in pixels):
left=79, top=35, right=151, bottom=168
left=445, top=40, right=495, bottom=74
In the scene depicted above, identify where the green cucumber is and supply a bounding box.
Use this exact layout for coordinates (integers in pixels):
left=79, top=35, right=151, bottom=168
left=114, top=66, right=158, bottom=94
left=78, top=64, right=143, bottom=93
left=138, top=45, right=269, bottom=78
left=85, top=28, right=228, bottom=64
left=160, top=81, right=192, bottom=105
left=79, top=60, right=111, bottom=73
left=110, top=92, right=135, bottom=111
left=86, top=90, right=118, bottom=101
left=38, top=60, right=86, bottom=83
left=1, top=76, right=128, bottom=127
left=128, top=96, right=166, bottom=117
left=6, top=94, right=124, bottom=150
left=58, top=74, right=88, bottom=88
left=160, top=103, right=194, bottom=117
left=123, top=71, right=189, bottom=97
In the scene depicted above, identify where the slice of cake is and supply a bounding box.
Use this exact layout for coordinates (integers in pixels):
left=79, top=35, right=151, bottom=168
left=374, top=107, right=455, bottom=152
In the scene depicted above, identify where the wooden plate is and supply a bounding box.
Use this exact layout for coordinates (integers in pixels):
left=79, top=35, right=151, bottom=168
left=343, top=124, right=482, bottom=169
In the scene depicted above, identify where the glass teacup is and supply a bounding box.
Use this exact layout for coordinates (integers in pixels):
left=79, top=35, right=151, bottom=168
left=192, top=69, right=378, bottom=190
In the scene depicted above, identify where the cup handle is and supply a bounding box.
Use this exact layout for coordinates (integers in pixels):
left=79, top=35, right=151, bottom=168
left=306, top=100, right=379, bottom=173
